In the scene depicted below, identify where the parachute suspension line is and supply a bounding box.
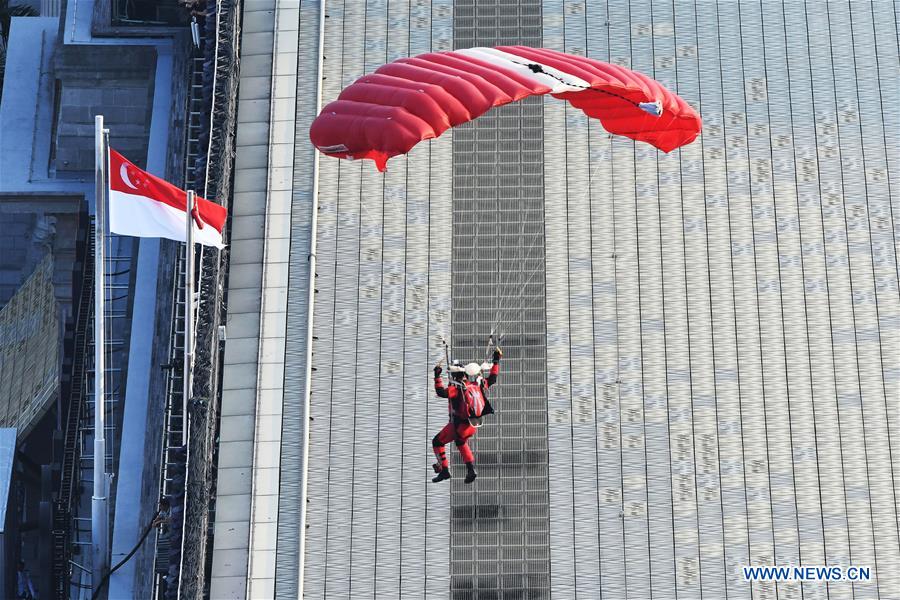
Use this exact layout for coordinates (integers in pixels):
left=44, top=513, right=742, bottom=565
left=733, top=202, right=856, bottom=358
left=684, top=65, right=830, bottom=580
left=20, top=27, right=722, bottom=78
left=489, top=205, right=531, bottom=340
left=489, top=143, right=504, bottom=358
left=484, top=334, right=495, bottom=364
left=491, top=205, right=542, bottom=332
left=487, top=117, right=531, bottom=352
left=490, top=157, right=607, bottom=339
left=467, top=132, right=497, bottom=359
left=492, top=148, right=500, bottom=358
left=488, top=156, right=522, bottom=340
left=465, top=140, right=482, bottom=358
left=439, top=331, right=495, bottom=376
left=489, top=105, right=599, bottom=336
left=451, top=136, right=481, bottom=361
left=489, top=158, right=543, bottom=336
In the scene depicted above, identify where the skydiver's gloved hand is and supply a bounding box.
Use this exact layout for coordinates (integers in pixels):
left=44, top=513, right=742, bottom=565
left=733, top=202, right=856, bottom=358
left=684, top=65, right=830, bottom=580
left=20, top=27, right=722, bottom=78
left=434, top=365, right=442, bottom=378
left=493, top=348, right=502, bottom=363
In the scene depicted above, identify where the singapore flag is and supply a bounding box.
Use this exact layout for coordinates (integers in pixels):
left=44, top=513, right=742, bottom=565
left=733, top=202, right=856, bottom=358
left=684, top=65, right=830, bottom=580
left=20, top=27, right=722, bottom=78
left=108, top=149, right=227, bottom=248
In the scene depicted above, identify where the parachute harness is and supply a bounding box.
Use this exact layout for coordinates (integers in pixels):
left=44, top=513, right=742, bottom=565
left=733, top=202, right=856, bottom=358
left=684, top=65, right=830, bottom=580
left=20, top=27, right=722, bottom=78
left=439, top=334, right=495, bottom=428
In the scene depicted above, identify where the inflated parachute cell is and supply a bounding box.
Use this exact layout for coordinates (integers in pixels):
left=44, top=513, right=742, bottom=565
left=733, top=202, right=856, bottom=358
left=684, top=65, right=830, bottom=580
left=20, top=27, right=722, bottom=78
left=309, top=46, right=702, bottom=171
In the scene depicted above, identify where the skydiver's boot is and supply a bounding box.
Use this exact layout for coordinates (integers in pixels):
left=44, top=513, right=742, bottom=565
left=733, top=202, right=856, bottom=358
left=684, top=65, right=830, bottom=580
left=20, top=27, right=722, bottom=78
left=432, top=467, right=451, bottom=483
left=464, top=462, right=477, bottom=484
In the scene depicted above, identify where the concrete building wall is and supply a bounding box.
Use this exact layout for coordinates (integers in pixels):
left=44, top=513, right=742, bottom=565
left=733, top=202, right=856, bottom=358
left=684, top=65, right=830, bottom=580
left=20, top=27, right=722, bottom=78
left=0, top=193, right=83, bottom=314
left=1, top=3, right=189, bottom=594
left=0, top=256, right=59, bottom=438
left=222, top=0, right=900, bottom=597
left=52, top=44, right=157, bottom=172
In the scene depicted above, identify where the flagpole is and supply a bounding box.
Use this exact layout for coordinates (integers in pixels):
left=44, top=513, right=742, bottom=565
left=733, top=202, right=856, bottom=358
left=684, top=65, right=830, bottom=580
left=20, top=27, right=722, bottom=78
left=92, top=115, right=110, bottom=593
left=184, top=191, right=194, bottom=456
left=175, top=190, right=195, bottom=600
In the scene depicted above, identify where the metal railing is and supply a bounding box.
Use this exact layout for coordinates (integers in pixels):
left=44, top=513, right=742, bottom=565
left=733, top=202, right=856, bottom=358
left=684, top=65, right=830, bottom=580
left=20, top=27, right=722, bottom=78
left=152, top=34, right=207, bottom=598
left=148, top=0, right=240, bottom=594
left=52, top=228, right=94, bottom=599
left=152, top=244, right=188, bottom=598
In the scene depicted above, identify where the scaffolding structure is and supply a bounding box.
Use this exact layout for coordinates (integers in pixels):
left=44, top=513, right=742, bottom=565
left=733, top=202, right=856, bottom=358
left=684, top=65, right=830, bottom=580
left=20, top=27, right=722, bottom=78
left=152, top=0, right=240, bottom=593
left=65, top=233, right=132, bottom=599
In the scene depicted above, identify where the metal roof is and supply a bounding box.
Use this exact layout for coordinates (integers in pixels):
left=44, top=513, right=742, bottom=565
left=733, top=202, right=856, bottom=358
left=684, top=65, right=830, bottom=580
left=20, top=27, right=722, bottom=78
left=216, top=0, right=900, bottom=597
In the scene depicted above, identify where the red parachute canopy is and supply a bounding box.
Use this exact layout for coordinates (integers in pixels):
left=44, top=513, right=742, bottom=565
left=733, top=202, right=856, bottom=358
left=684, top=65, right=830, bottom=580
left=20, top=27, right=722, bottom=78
left=310, top=46, right=701, bottom=171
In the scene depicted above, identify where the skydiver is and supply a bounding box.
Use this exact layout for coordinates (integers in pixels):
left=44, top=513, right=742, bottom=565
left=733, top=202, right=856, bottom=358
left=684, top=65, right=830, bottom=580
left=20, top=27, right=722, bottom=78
left=431, top=348, right=502, bottom=484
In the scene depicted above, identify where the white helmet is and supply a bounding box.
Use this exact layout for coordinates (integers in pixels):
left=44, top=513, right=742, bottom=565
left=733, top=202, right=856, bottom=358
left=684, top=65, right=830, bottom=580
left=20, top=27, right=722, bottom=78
left=464, top=362, right=482, bottom=382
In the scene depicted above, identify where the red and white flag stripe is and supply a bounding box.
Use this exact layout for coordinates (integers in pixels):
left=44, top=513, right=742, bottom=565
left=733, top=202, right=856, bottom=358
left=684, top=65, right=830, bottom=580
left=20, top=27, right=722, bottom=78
left=108, top=149, right=227, bottom=248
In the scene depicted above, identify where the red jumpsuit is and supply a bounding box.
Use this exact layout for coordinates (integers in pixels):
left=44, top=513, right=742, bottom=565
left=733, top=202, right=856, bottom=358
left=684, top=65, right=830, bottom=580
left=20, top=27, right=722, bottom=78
left=432, top=362, right=499, bottom=468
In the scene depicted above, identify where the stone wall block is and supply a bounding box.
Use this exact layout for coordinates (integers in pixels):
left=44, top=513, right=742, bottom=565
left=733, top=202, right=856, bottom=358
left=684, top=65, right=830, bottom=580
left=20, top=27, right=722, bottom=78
left=52, top=44, right=157, bottom=172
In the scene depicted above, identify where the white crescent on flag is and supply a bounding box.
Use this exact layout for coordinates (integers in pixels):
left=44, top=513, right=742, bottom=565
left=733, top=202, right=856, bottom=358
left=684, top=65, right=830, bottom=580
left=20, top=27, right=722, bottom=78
left=108, top=149, right=227, bottom=248
left=119, top=163, right=139, bottom=190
